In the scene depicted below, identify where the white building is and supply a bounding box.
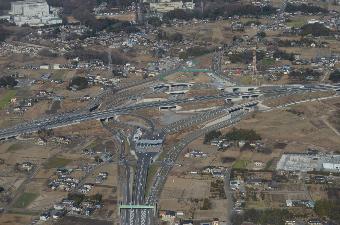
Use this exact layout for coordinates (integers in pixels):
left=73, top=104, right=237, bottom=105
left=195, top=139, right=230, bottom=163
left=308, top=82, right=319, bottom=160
left=276, top=153, right=340, bottom=172
left=8, top=0, right=62, bottom=27
left=322, top=161, right=340, bottom=172
left=149, top=0, right=195, bottom=13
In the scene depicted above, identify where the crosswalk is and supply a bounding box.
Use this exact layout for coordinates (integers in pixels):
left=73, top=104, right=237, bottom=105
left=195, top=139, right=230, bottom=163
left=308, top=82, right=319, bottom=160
left=129, top=209, right=135, bottom=224
left=140, top=209, right=147, bottom=225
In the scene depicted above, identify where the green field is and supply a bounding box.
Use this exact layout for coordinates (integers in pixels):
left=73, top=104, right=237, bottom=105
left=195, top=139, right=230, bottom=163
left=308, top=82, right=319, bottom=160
left=261, top=58, right=275, bottom=66
left=239, top=76, right=254, bottom=85
left=0, top=90, right=16, bottom=110
left=6, top=143, right=24, bottom=153
left=287, top=19, right=306, bottom=28
left=232, top=159, right=249, bottom=170
left=12, top=192, right=39, bottom=208
left=45, top=156, right=72, bottom=169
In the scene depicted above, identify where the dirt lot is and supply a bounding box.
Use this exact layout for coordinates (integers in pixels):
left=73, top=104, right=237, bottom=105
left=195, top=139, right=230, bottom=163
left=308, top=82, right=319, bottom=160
left=159, top=173, right=228, bottom=220
left=0, top=213, right=34, bottom=225
left=164, top=72, right=213, bottom=84
left=235, top=99, right=340, bottom=152
left=53, top=120, right=111, bottom=139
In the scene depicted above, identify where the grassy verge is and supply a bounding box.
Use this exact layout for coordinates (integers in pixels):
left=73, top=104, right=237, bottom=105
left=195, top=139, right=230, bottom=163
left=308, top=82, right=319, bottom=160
left=12, top=192, right=39, bottom=208
left=261, top=58, right=275, bottom=66
left=145, top=164, right=159, bottom=196
left=7, top=209, right=40, bottom=216
left=0, top=90, right=16, bottom=110
left=156, top=148, right=169, bottom=162
left=264, top=159, right=274, bottom=171
left=45, top=156, right=72, bottom=169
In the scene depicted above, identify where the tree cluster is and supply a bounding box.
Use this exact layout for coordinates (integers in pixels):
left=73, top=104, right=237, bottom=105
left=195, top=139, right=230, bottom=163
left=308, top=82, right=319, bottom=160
left=65, top=49, right=126, bottom=65
left=223, top=128, right=261, bottom=141
left=67, top=193, right=103, bottom=206
left=221, top=157, right=236, bottom=163
left=227, top=4, right=277, bottom=17
left=0, top=76, right=18, bottom=87
left=147, top=17, right=162, bottom=27
left=301, top=23, right=331, bottom=37
left=289, top=68, right=322, bottom=81
left=277, top=38, right=327, bottom=47
left=38, top=48, right=58, bottom=58
left=244, top=20, right=261, bottom=26
left=179, top=46, right=212, bottom=59
left=37, top=128, right=54, bottom=140
left=273, top=50, right=295, bottom=61
left=57, top=0, right=138, bottom=32
left=231, top=208, right=294, bottom=225
left=0, top=0, right=15, bottom=11
left=201, top=198, right=212, bottom=210
left=314, top=200, right=340, bottom=223
left=68, top=76, right=88, bottom=90
left=229, top=50, right=265, bottom=64
left=0, top=26, right=11, bottom=42
left=204, top=130, right=222, bottom=144
left=329, top=70, right=340, bottom=83
left=163, top=4, right=277, bottom=21
left=257, top=31, right=266, bottom=39
left=285, top=3, right=328, bottom=14
left=96, top=19, right=139, bottom=33
left=157, top=30, right=183, bottom=42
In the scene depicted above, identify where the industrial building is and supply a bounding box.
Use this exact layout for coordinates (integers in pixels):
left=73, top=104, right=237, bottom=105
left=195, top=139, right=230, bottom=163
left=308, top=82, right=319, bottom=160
left=7, top=0, right=62, bottom=27
left=276, top=152, right=340, bottom=172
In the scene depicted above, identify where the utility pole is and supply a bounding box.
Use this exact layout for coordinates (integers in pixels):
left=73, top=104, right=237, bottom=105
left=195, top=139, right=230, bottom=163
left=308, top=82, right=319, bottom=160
left=212, top=48, right=223, bottom=75
left=252, top=41, right=260, bottom=86
left=200, top=0, right=204, bottom=14
left=252, top=46, right=257, bottom=78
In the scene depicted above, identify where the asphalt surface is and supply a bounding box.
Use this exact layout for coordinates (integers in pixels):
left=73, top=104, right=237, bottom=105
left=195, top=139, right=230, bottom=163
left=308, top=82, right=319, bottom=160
left=129, top=153, right=153, bottom=225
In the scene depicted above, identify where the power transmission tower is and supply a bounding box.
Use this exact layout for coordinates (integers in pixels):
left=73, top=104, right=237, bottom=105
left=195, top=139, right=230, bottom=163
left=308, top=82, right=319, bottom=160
left=108, top=50, right=113, bottom=76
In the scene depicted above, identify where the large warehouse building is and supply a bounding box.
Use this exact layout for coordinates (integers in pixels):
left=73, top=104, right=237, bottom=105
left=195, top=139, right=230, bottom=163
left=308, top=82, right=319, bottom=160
left=8, top=0, right=62, bottom=27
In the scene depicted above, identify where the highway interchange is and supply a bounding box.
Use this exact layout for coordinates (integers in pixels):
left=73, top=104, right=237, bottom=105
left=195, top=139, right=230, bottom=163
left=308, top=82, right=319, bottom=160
left=0, top=83, right=339, bottom=140
left=0, top=72, right=340, bottom=225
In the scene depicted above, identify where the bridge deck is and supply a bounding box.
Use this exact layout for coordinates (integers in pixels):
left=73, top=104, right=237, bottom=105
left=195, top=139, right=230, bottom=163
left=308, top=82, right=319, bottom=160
left=119, top=204, right=155, bottom=209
